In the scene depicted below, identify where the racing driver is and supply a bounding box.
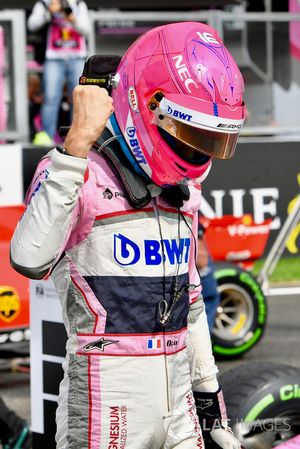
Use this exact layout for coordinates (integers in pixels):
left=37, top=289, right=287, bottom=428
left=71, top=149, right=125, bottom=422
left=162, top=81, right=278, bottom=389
left=11, top=22, right=246, bottom=449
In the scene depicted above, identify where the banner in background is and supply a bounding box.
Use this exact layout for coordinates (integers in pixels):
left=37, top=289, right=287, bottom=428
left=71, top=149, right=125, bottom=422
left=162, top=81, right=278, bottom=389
left=0, top=144, right=23, bottom=206
left=0, top=205, right=30, bottom=355
left=30, top=278, right=66, bottom=449
left=200, top=140, right=300, bottom=255
left=0, top=26, right=6, bottom=134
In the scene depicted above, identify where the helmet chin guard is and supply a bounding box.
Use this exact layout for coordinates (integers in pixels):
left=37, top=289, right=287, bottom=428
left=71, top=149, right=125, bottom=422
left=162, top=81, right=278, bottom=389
left=112, top=22, right=246, bottom=187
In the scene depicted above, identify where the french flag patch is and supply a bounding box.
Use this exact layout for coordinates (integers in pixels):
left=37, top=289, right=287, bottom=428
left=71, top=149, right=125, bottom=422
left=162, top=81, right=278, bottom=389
left=147, top=338, right=162, bottom=349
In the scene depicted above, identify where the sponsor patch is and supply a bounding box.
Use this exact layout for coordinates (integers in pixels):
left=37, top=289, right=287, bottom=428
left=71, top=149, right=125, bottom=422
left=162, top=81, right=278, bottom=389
left=196, top=398, right=213, bottom=411
left=108, top=405, right=128, bottom=449
left=113, top=233, right=191, bottom=266
left=0, top=286, right=21, bottom=323
left=125, top=126, right=147, bottom=164
left=166, top=105, right=192, bottom=122
left=128, top=86, right=139, bottom=111
left=147, top=338, right=162, bottom=349
left=217, top=123, right=242, bottom=130
left=103, top=188, right=113, bottom=199
left=172, top=54, right=198, bottom=93
left=29, top=169, right=49, bottom=203
left=83, top=337, right=119, bottom=352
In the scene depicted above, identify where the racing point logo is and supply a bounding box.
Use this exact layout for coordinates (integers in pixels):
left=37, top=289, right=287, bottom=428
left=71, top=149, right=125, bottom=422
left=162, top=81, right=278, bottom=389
left=103, top=188, right=113, bottom=200
left=0, top=286, right=21, bottom=323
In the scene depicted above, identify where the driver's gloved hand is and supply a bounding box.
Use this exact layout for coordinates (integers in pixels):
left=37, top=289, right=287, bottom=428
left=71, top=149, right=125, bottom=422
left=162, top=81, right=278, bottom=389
left=203, top=428, right=241, bottom=449
left=193, top=387, right=242, bottom=449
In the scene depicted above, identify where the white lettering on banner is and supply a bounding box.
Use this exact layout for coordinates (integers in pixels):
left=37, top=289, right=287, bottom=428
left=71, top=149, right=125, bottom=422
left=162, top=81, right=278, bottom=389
left=199, top=195, right=217, bottom=218
left=210, top=190, right=226, bottom=217
left=250, top=188, right=280, bottom=230
left=196, top=32, right=220, bottom=44
left=30, top=278, right=62, bottom=436
left=172, top=55, right=198, bottom=93
left=200, top=188, right=280, bottom=230
left=229, top=189, right=246, bottom=217
left=228, top=223, right=270, bottom=237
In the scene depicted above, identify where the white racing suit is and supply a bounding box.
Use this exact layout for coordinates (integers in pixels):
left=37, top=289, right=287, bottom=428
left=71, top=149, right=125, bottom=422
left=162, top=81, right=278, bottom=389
left=11, top=148, right=223, bottom=449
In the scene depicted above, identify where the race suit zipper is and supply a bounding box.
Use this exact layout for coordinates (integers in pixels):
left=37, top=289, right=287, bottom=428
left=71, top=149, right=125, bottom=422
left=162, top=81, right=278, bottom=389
left=153, top=200, right=171, bottom=412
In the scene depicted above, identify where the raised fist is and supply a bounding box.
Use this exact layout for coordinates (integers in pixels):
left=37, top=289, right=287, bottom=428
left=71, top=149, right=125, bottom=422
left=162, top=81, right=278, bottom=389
left=64, top=85, right=114, bottom=158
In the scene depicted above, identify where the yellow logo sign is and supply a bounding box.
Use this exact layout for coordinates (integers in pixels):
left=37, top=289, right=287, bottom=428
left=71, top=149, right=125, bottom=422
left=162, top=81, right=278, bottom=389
left=0, top=286, right=21, bottom=323
left=286, top=173, right=300, bottom=254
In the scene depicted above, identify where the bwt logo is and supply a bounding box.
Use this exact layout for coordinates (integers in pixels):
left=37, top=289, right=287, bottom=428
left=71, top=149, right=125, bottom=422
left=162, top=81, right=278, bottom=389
left=126, top=126, right=147, bottom=164
left=113, top=233, right=191, bottom=266
left=167, top=106, right=192, bottom=122
left=126, top=126, right=136, bottom=138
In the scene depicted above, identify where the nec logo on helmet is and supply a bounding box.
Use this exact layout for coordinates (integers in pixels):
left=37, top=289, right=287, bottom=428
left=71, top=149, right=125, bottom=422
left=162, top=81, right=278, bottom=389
left=172, top=55, right=198, bottom=93
left=113, top=233, right=191, bottom=266
left=171, top=33, right=220, bottom=93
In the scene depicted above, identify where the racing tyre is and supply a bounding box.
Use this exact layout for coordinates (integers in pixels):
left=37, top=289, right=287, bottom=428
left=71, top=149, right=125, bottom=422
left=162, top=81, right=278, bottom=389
left=220, top=362, right=300, bottom=449
left=212, top=264, right=267, bottom=358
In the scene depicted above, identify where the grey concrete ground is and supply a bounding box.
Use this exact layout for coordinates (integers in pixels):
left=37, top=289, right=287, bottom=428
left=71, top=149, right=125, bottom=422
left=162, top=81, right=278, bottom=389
left=0, top=293, right=300, bottom=427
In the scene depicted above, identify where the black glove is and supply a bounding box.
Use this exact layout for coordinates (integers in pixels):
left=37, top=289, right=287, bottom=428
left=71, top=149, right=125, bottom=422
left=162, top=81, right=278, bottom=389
left=193, top=388, right=242, bottom=449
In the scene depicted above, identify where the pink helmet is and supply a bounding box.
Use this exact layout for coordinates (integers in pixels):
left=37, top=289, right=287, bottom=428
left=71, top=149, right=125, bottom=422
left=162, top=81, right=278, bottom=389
left=112, top=22, right=246, bottom=187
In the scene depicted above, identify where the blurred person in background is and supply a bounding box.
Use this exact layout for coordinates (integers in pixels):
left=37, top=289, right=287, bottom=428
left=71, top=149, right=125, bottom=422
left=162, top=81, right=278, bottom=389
left=28, top=0, right=91, bottom=145
left=27, top=72, right=43, bottom=141
left=0, top=397, right=31, bottom=449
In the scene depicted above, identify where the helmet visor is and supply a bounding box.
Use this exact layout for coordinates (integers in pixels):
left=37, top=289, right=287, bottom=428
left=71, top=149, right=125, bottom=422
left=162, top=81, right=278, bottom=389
left=156, top=114, right=239, bottom=160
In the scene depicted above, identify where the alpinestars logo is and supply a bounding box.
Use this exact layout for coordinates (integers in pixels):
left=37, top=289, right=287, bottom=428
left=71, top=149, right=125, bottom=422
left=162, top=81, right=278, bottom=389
left=196, top=398, right=213, bottom=411
left=103, top=188, right=113, bottom=199
left=83, top=337, right=119, bottom=352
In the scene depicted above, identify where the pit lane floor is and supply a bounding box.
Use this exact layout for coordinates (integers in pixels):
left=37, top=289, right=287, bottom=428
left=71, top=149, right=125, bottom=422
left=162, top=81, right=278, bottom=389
left=0, top=293, right=299, bottom=428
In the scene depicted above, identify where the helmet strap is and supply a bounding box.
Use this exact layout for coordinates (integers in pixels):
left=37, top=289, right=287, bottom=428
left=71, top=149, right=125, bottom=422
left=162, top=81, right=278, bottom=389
left=93, top=127, right=152, bottom=208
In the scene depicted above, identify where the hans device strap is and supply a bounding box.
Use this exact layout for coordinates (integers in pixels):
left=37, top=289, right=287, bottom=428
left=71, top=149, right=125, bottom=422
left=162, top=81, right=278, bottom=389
left=58, top=126, right=190, bottom=209
left=95, top=129, right=152, bottom=209
left=95, top=128, right=191, bottom=209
